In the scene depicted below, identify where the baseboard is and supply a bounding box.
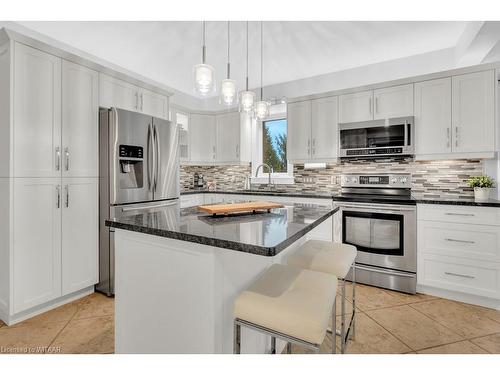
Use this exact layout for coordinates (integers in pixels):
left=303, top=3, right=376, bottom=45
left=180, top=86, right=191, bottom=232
left=417, top=284, right=500, bottom=310
left=4, top=286, right=94, bottom=326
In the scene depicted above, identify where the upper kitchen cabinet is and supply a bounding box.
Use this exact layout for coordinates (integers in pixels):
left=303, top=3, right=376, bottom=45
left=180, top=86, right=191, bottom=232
left=415, top=77, right=452, bottom=156
left=287, top=101, right=312, bottom=162
left=373, top=84, right=413, bottom=120
left=339, top=90, right=373, bottom=123
left=62, top=61, right=99, bottom=177
left=339, top=84, right=413, bottom=123
left=189, top=114, right=217, bottom=164
left=13, top=43, right=62, bottom=178
left=99, top=73, right=169, bottom=119
left=415, top=71, right=495, bottom=160
left=288, top=97, right=338, bottom=163
left=170, top=107, right=190, bottom=162
left=216, top=112, right=241, bottom=163
left=311, top=96, right=338, bottom=160
left=452, top=70, right=495, bottom=154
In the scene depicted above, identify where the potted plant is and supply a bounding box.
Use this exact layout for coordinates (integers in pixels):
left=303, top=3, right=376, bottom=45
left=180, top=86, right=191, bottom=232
left=467, top=175, right=495, bottom=201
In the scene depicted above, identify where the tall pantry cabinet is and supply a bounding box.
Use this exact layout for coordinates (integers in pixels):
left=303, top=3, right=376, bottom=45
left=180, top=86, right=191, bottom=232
left=0, top=41, right=98, bottom=324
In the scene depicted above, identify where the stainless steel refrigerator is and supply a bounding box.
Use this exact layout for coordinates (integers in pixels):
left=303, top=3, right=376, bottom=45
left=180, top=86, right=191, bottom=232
left=97, top=108, right=180, bottom=296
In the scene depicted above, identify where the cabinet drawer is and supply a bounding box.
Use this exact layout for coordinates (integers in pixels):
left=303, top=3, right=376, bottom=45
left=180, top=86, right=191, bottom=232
left=418, top=204, right=500, bottom=226
left=418, top=254, right=500, bottom=299
left=418, top=221, right=500, bottom=262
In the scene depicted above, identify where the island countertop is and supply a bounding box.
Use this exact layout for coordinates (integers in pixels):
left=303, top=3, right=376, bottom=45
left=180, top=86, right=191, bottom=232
left=106, top=201, right=338, bottom=256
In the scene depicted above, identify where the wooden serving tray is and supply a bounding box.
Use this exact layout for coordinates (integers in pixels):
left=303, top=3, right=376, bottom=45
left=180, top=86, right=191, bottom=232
left=198, top=201, right=284, bottom=216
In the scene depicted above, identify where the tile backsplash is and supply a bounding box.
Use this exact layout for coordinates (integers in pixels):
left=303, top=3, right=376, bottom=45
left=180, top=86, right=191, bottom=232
left=181, top=157, right=485, bottom=199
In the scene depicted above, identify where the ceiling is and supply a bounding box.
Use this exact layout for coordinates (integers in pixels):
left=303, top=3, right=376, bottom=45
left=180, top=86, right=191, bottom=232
left=16, top=21, right=469, bottom=98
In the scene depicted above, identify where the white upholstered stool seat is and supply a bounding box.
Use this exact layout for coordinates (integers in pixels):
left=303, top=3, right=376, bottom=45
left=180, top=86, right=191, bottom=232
left=233, top=263, right=338, bottom=353
left=287, top=240, right=357, bottom=278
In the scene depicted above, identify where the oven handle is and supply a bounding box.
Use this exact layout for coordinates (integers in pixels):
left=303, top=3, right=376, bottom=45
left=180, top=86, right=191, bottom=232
left=355, top=264, right=415, bottom=278
left=339, top=204, right=416, bottom=212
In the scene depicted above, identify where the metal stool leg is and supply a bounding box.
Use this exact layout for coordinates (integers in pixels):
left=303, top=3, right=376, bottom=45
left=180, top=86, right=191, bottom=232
left=271, top=336, right=276, bottom=354
left=351, top=263, right=356, bottom=340
left=340, top=278, right=346, bottom=354
left=332, top=294, right=337, bottom=354
left=234, top=321, right=241, bottom=354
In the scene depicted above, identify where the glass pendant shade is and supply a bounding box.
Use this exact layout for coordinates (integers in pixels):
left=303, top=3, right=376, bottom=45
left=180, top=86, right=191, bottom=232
left=255, top=100, right=270, bottom=119
left=220, top=79, right=237, bottom=105
left=194, top=63, right=215, bottom=96
left=239, top=90, right=255, bottom=113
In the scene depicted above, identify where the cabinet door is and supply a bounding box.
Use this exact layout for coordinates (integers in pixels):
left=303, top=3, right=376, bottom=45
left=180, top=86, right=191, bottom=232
left=190, top=114, right=216, bottom=163
left=62, top=178, right=98, bottom=295
left=13, top=178, right=62, bottom=313
left=99, top=73, right=138, bottom=111
left=216, top=112, right=240, bottom=163
left=62, top=61, right=99, bottom=177
left=414, top=78, right=452, bottom=155
left=172, top=109, right=190, bottom=162
left=339, top=90, right=373, bottom=123
left=452, top=70, right=495, bottom=153
left=140, top=89, right=168, bottom=119
left=287, top=101, right=311, bottom=161
left=373, top=84, right=413, bottom=119
left=311, top=96, right=338, bottom=160
left=13, top=43, right=61, bottom=178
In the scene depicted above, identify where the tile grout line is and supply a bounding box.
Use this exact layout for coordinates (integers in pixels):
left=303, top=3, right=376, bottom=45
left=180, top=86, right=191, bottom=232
left=45, top=303, right=81, bottom=351
left=360, top=311, right=414, bottom=353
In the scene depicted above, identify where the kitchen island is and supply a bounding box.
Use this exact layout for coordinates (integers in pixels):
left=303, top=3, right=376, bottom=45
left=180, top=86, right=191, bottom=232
left=106, top=200, right=337, bottom=354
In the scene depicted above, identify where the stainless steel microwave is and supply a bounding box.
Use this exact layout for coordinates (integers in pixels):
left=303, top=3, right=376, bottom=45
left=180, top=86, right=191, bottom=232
left=338, top=116, right=414, bottom=158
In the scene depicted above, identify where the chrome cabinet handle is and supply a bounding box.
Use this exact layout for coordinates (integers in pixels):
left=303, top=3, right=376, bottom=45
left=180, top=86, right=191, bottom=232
left=445, top=238, right=475, bottom=244
left=375, top=97, right=379, bottom=114
left=135, top=92, right=139, bottom=110
left=64, top=147, right=70, bottom=171
left=307, top=139, right=311, bottom=155
left=445, top=271, right=474, bottom=279
left=55, top=147, right=61, bottom=171
left=65, top=185, right=69, bottom=208
left=446, top=128, right=450, bottom=148
left=236, top=144, right=239, bottom=159
left=56, top=185, right=61, bottom=209
left=213, top=145, right=216, bottom=160
left=140, top=93, right=144, bottom=111
left=369, top=97, right=372, bottom=114
left=455, top=126, right=458, bottom=147
left=445, top=212, right=474, bottom=217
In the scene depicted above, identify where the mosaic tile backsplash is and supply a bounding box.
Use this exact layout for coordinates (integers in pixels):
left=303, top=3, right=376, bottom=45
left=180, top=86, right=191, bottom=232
left=180, top=158, right=485, bottom=199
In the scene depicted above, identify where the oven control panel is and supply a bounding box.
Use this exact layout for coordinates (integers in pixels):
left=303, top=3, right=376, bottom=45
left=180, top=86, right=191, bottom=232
left=341, top=174, right=411, bottom=188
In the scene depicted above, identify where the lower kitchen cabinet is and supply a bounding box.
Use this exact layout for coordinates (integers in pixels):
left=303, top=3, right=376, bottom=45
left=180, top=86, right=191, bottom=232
left=417, top=204, right=500, bottom=304
left=62, top=178, right=98, bottom=295
left=7, top=177, right=98, bottom=319
left=13, top=178, right=62, bottom=313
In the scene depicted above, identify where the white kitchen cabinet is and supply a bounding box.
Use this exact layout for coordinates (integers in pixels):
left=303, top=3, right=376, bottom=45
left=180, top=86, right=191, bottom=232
left=99, top=74, right=169, bottom=119
left=339, top=90, right=373, bottom=123
left=414, top=77, right=452, bottom=156
left=373, top=84, right=413, bottom=120
left=190, top=114, right=217, bottom=164
left=170, top=108, right=190, bottom=161
left=140, top=88, right=168, bottom=119
left=311, top=96, right=338, bottom=160
left=287, top=101, right=312, bottom=161
left=216, top=112, right=241, bottom=163
left=99, top=73, right=139, bottom=112
left=62, top=178, right=98, bottom=295
left=13, top=43, right=61, bottom=178
left=452, top=70, right=495, bottom=154
left=62, top=61, right=99, bottom=177
left=13, top=178, right=62, bottom=313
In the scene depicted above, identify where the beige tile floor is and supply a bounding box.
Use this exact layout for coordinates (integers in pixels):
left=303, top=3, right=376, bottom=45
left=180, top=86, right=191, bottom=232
left=0, top=284, right=500, bottom=354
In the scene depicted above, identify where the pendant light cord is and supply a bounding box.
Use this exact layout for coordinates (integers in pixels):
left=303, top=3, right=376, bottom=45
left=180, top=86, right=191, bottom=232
left=202, top=21, right=206, bottom=64
left=260, top=21, right=264, bottom=100
left=227, top=21, right=230, bottom=79
left=246, top=21, right=249, bottom=91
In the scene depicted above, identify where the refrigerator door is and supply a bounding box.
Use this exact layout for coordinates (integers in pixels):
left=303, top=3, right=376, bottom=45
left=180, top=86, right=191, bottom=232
left=152, top=117, right=180, bottom=200
left=109, top=108, right=154, bottom=205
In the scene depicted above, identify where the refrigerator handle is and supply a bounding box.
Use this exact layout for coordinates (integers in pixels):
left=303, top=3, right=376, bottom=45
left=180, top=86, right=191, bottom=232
left=147, top=123, right=153, bottom=191
left=153, top=123, right=160, bottom=192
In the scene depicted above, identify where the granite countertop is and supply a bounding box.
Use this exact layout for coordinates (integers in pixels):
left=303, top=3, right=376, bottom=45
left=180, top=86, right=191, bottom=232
left=414, top=197, right=500, bottom=207
left=106, top=201, right=338, bottom=256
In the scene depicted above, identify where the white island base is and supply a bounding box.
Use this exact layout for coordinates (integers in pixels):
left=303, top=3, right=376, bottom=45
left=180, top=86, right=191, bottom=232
left=114, top=229, right=312, bottom=354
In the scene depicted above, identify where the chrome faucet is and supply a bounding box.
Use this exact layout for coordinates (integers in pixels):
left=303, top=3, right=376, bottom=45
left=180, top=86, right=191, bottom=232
left=255, top=163, right=274, bottom=190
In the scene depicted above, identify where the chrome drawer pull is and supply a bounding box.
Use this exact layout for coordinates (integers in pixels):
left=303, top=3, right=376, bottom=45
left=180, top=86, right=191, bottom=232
left=445, top=213, right=474, bottom=217
left=444, top=271, right=475, bottom=279
left=445, top=238, right=475, bottom=244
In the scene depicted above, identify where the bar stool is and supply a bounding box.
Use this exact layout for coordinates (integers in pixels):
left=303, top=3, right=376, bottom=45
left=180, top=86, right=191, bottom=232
left=287, top=240, right=357, bottom=354
left=234, top=263, right=338, bottom=354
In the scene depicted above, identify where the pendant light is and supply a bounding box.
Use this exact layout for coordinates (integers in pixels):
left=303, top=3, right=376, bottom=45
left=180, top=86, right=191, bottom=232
left=220, top=21, right=237, bottom=106
left=255, top=21, right=270, bottom=119
left=193, top=21, right=216, bottom=96
left=239, top=21, right=255, bottom=114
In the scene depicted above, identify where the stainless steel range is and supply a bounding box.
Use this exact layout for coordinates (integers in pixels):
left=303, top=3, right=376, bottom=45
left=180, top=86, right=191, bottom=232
left=333, top=173, right=416, bottom=294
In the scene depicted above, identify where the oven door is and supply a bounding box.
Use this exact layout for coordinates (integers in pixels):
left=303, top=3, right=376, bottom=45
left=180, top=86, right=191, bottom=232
left=340, top=203, right=416, bottom=273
